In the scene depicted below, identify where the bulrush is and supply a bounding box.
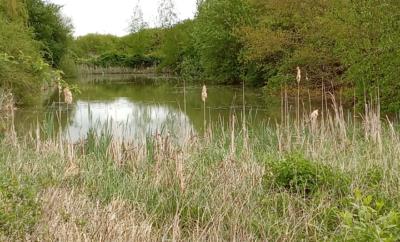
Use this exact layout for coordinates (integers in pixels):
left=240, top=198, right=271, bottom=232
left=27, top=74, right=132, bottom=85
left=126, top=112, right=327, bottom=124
left=201, top=85, right=207, bottom=138
left=201, top=85, right=207, bottom=102
left=296, top=66, right=301, bottom=84
left=296, top=66, right=301, bottom=135
left=310, top=109, right=319, bottom=121
left=64, top=87, right=73, bottom=104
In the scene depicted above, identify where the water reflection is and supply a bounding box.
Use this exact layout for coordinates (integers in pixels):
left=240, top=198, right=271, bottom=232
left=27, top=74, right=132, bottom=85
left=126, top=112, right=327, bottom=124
left=13, top=74, right=287, bottom=141
left=69, top=99, right=191, bottom=142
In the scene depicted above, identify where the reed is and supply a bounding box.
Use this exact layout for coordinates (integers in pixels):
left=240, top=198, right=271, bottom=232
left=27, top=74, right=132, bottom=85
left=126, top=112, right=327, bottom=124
left=201, top=85, right=207, bottom=138
left=2, top=77, right=400, bottom=241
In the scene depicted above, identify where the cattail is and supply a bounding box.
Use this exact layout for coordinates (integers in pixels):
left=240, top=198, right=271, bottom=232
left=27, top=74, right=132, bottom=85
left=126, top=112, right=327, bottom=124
left=64, top=87, right=73, bottom=104
left=296, top=66, right=301, bottom=84
left=201, top=85, right=207, bottom=138
left=201, top=85, right=207, bottom=102
left=310, top=109, right=319, bottom=121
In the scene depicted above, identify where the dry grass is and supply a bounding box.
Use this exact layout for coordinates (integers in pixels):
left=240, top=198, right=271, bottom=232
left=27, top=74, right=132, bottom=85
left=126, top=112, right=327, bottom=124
left=1, top=86, right=400, bottom=240
left=24, top=187, right=154, bottom=242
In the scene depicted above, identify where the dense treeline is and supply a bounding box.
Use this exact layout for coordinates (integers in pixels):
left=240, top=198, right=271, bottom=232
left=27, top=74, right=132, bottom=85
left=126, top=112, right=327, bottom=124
left=76, top=0, right=400, bottom=112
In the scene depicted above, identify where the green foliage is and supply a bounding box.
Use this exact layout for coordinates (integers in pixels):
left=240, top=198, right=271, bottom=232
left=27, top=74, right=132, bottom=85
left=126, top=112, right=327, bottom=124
left=235, top=0, right=400, bottom=112
left=339, top=191, right=400, bottom=241
left=25, top=0, right=74, bottom=67
left=191, top=0, right=252, bottom=83
left=158, top=20, right=193, bottom=71
left=333, top=0, right=400, bottom=113
left=74, top=34, right=120, bottom=58
left=0, top=175, right=40, bottom=238
left=0, top=0, right=28, bottom=22
left=0, top=10, right=45, bottom=105
left=58, top=52, right=78, bottom=78
left=79, top=52, right=163, bottom=69
left=0, top=0, right=78, bottom=105
left=265, top=153, right=348, bottom=195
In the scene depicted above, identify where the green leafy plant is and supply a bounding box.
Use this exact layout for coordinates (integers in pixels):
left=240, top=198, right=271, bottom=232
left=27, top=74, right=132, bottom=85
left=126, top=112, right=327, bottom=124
left=0, top=176, right=41, bottom=238
left=265, top=153, right=347, bottom=195
left=339, top=190, right=400, bottom=242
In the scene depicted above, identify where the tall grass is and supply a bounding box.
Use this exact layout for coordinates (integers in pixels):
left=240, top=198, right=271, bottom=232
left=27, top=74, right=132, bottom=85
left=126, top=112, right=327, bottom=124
left=1, top=86, right=400, bottom=241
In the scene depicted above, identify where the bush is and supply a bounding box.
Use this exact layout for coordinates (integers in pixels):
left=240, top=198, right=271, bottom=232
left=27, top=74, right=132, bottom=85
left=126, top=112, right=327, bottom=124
left=81, top=52, right=163, bottom=69
left=58, top=52, right=78, bottom=78
left=25, top=0, right=74, bottom=67
left=264, top=153, right=348, bottom=195
left=0, top=12, right=45, bottom=105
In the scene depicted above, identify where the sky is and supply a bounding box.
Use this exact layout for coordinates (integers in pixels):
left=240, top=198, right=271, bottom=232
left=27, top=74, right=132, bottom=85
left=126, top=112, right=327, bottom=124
left=48, top=0, right=197, bottom=37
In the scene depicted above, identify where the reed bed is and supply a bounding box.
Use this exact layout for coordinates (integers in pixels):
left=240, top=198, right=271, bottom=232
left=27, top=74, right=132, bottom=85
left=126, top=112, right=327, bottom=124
left=77, top=64, right=159, bottom=76
left=1, top=89, right=400, bottom=241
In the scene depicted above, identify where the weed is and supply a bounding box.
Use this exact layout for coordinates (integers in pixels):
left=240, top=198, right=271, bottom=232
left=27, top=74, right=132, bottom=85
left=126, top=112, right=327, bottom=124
left=264, top=153, right=348, bottom=195
left=0, top=175, right=40, bottom=238
left=339, top=190, right=400, bottom=241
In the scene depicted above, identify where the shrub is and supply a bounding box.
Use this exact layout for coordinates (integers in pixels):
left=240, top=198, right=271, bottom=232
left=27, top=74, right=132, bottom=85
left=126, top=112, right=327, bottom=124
left=264, top=153, right=348, bottom=195
left=0, top=11, right=46, bottom=105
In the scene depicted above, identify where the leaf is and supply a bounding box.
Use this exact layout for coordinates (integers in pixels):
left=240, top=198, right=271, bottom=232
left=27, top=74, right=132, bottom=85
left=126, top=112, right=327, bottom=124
left=363, top=195, right=372, bottom=206
left=376, top=200, right=385, bottom=212
left=355, top=189, right=362, bottom=202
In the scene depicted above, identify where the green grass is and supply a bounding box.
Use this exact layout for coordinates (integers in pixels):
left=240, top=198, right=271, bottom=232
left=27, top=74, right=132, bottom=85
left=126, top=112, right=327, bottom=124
left=1, top=103, right=400, bottom=241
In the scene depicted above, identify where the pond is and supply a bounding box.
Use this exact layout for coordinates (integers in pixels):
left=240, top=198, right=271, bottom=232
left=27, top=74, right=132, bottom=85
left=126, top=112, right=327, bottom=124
left=13, top=74, right=343, bottom=141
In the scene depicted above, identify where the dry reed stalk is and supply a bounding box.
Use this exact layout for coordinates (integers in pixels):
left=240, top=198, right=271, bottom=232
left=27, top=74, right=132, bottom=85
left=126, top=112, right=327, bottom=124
left=296, top=67, right=301, bottom=135
left=57, top=82, right=63, bottom=157
left=9, top=94, right=17, bottom=148
left=176, top=150, right=185, bottom=193
left=29, top=187, right=153, bottom=241
left=309, top=108, right=319, bottom=157
left=172, top=211, right=181, bottom=242
left=242, top=81, right=248, bottom=152
left=230, top=115, right=235, bottom=157
left=330, top=93, right=347, bottom=144
left=276, top=124, right=283, bottom=152
left=65, top=131, right=76, bottom=176
left=360, top=98, right=382, bottom=151
left=184, top=79, right=187, bottom=146
left=202, top=85, right=207, bottom=139
left=36, top=119, right=40, bottom=153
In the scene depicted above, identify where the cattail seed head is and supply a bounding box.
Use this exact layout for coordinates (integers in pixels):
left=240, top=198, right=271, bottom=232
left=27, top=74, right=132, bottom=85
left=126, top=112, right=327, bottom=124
left=63, top=87, right=73, bottom=104
left=201, top=85, right=207, bottom=102
left=310, top=109, right=319, bottom=121
left=296, top=66, right=301, bottom=84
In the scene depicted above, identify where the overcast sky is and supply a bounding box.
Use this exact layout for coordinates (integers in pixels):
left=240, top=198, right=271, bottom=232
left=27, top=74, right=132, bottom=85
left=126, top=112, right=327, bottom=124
left=48, top=0, right=197, bottom=37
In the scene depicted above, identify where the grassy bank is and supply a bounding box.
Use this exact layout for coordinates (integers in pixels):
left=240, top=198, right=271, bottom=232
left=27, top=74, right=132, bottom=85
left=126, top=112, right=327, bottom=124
left=1, top=92, right=400, bottom=241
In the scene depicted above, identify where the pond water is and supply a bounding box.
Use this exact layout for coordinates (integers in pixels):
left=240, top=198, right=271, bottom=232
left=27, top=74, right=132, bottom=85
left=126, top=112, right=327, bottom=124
left=13, top=74, right=341, bottom=141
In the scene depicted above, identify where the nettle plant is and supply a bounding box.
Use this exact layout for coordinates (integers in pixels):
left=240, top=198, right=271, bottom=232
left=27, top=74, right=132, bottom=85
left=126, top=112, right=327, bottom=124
left=339, top=190, right=400, bottom=242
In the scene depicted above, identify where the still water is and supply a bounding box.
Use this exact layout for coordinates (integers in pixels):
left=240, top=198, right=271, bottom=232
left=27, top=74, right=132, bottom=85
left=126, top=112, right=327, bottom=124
left=14, top=74, right=301, bottom=141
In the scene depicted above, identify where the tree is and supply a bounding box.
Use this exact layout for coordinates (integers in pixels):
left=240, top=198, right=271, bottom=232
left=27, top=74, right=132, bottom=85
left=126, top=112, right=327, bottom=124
left=25, top=0, right=74, bottom=67
left=156, top=0, right=179, bottom=29
left=126, top=0, right=148, bottom=34
left=191, top=0, right=252, bottom=83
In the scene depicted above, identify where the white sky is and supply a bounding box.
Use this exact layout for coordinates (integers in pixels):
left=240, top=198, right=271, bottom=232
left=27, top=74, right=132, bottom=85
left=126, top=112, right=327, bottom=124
left=48, top=0, right=197, bottom=37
